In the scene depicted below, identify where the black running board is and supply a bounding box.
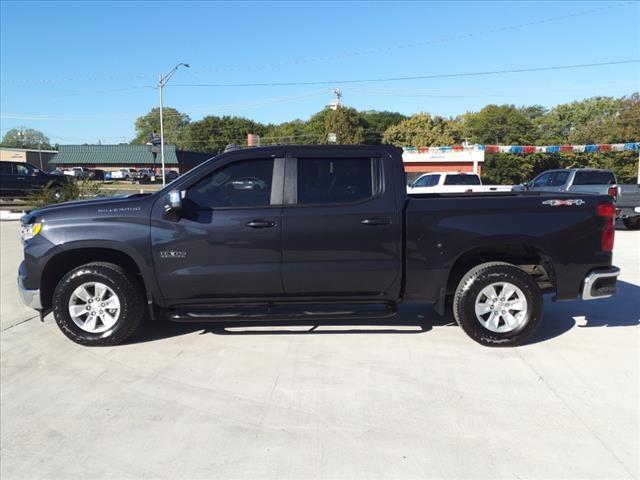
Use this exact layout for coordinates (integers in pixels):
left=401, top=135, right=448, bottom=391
left=167, top=303, right=398, bottom=323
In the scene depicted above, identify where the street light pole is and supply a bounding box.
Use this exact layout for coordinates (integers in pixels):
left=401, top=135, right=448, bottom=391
left=158, top=63, right=189, bottom=186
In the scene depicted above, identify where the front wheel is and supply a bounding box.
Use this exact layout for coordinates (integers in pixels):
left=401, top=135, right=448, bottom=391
left=623, top=216, right=640, bottom=230
left=453, top=262, right=543, bottom=347
left=52, top=262, right=146, bottom=346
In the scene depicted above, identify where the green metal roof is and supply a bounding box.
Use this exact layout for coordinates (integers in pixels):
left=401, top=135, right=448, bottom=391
left=50, top=144, right=178, bottom=165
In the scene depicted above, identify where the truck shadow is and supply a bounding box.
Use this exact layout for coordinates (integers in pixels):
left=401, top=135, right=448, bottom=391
left=130, top=281, right=639, bottom=344
left=526, top=280, right=640, bottom=345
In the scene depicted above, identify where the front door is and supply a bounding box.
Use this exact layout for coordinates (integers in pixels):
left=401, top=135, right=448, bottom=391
left=151, top=157, right=284, bottom=303
left=281, top=152, right=402, bottom=298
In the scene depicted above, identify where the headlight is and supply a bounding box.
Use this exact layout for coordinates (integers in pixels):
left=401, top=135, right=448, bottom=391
left=21, top=222, right=42, bottom=242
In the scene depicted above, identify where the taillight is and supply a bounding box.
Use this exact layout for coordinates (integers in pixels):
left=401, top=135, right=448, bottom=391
left=598, top=203, right=616, bottom=252
left=607, top=186, right=618, bottom=202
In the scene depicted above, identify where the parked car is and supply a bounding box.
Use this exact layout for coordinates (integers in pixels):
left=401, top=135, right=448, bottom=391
left=160, top=169, right=179, bottom=182
left=516, top=168, right=619, bottom=200
left=63, top=167, right=91, bottom=179
left=617, top=184, right=640, bottom=230
left=18, top=145, right=619, bottom=348
left=88, top=169, right=106, bottom=181
left=110, top=168, right=137, bottom=180
left=407, top=172, right=512, bottom=193
left=0, top=161, right=68, bottom=198
left=136, top=168, right=154, bottom=181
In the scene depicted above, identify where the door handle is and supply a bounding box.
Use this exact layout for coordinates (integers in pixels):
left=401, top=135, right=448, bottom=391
left=246, top=219, right=276, bottom=229
left=361, top=217, right=391, bottom=226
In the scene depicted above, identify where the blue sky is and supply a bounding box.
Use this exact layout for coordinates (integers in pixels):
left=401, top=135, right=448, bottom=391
left=1, top=0, right=639, bottom=145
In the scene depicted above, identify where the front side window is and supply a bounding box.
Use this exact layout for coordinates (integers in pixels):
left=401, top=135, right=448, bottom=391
left=549, top=171, right=570, bottom=186
left=297, top=158, right=377, bottom=205
left=532, top=172, right=552, bottom=187
left=186, top=159, right=274, bottom=208
left=414, top=174, right=440, bottom=187
left=15, top=164, right=36, bottom=176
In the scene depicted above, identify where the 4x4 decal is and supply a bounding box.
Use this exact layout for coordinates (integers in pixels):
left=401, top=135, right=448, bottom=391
left=542, top=199, right=586, bottom=206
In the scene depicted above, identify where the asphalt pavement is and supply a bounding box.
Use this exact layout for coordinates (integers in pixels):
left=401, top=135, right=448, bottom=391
left=1, top=220, right=638, bottom=479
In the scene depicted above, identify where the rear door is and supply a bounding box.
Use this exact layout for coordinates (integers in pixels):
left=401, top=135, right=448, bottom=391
left=281, top=149, right=402, bottom=298
left=0, top=162, right=18, bottom=197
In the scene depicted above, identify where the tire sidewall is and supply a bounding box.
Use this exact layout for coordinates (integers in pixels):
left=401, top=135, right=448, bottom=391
left=456, top=266, right=543, bottom=346
left=53, top=266, right=139, bottom=344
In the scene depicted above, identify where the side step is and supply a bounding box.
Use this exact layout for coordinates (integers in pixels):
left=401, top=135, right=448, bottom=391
left=167, top=303, right=398, bottom=323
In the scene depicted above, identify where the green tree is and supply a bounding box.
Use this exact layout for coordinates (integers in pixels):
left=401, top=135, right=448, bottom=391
left=567, top=93, right=640, bottom=144
left=535, top=96, right=624, bottom=145
left=133, top=107, right=190, bottom=145
left=1, top=127, right=51, bottom=149
left=262, top=119, right=319, bottom=145
left=324, top=106, right=366, bottom=144
left=461, top=104, right=534, bottom=145
left=359, top=110, right=407, bottom=144
left=382, top=113, right=459, bottom=147
left=180, top=115, right=266, bottom=153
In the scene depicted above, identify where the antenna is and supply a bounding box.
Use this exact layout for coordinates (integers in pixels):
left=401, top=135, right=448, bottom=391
left=328, top=88, right=343, bottom=110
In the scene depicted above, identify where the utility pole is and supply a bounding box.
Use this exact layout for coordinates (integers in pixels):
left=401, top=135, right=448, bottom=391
left=158, top=63, right=190, bottom=186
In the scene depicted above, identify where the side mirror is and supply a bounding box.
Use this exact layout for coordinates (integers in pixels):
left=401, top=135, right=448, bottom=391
left=163, top=190, right=183, bottom=221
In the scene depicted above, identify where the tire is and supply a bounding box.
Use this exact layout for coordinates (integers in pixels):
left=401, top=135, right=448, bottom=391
left=623, top=217, right=640, bottom=230
left=52, top=262, right=146, bottom=346
left=453, top=262, right=543, bottom=347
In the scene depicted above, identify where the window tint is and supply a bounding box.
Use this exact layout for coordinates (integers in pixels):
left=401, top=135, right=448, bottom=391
left=15, top=164, right=36, bottom=176
left=444, top=174, right=481, bottom=186
left=298, top=158, right=376, bottom=204
left=532, top=172, right=552, bottom=187
left=0, top=163, right=14, bottom=175
left=573, top=170, right=616, bottom=185
left=414, top=174, right=439, bottom=187
left=186, top=159, right=274, bottom=208
left=549, top=171, right=570, bottom=186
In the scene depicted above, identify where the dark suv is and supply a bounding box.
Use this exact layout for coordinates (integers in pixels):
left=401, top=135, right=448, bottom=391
left=0, top=161, right=67, bottom=198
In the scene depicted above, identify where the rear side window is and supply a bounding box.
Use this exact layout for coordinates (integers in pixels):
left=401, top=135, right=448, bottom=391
left=444, top=174, right=481, bottom=186
left=186, top=159, right=274, bottom=208
left=0, top=163, right=14, bottom=175
left=573, top=171, right=616, bottom=185
left=297, top=158, right=378, bottom=205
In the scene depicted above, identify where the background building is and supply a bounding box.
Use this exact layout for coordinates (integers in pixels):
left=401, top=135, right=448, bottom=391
left=0, top=147, right=58, bottom=171
left=402, top=146, right=485, bottom=183
left=49, top=144, right=213, bottom=173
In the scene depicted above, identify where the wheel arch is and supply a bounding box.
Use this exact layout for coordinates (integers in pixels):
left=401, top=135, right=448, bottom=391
left=445, top=242, right=557, bottom=297
left=40, top=247, right=150, bottom=311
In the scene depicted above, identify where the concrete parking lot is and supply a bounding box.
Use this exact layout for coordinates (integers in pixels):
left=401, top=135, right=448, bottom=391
left=1, top=220, right=638, bottom=479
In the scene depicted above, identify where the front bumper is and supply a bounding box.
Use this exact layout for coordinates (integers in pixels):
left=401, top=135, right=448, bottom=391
left=18, top=274, right=42, bottom=310
left=581, top=267, right=620, bottom=300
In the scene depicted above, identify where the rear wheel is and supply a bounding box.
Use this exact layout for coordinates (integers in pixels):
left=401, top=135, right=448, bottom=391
left=453, top=262, right=543, bottom=347
left=623, top=216, right=640, bottom=230
left=52, top=262, right=145, bottom=346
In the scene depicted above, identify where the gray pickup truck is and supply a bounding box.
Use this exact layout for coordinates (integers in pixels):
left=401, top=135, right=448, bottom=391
left=618, top=184, right=640, bottom=230
left=516, top=168, right=618, bottom=198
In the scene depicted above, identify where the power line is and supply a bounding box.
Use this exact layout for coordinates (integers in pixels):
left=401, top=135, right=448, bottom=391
left=170, top=60, right=640, bottom=88
left=2, top=2, right=634, bottom=86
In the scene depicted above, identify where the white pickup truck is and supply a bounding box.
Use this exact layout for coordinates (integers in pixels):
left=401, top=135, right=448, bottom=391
left=62, top=167, right=90, bottom=179
left=407, top=172, right=512, bottom=194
